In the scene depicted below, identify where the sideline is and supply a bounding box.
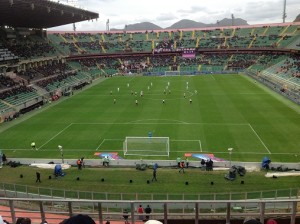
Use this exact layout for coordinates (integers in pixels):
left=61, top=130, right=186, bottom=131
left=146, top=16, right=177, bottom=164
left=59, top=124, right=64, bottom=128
left=242, top=74, right=300, bottom=114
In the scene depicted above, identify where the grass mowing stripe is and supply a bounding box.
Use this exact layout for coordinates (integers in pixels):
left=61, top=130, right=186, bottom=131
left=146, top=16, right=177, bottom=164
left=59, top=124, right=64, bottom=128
left=1, top=75, right=299, bottom=162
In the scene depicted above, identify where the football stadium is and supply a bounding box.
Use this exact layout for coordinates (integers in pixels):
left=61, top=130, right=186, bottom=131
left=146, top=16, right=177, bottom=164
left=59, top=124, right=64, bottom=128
left=0, top=0, right=300, bottom=224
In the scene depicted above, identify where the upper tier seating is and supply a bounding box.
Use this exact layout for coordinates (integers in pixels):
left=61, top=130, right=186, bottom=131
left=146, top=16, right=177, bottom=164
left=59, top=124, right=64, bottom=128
left=47, top=25, right=300, bottom=55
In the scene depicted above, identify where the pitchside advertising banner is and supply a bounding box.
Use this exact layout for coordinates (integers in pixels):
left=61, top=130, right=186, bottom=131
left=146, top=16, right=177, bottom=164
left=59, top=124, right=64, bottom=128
left=182, top=48, right=196, bottom=58
left=153, top=47, right=196, bottom=58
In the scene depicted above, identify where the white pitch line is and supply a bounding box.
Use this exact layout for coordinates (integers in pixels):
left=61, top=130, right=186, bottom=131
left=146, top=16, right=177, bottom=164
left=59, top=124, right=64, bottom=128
left=129, top=119, right=189, bottom=124
left=3, top=148, right=299, bottom=155
left=72, top=122, right=249, bottom=126
left=38, top=123, right=73, bottom=150
left=170, top=139, right=200, bottom=142
left=104, top=138, right=124, bottom=141
left=199, top=140, right=202, bottom=152
left=248, top=123, right=271, bottom=154
left=95, top=139, right=105, bottom=151
left=204, top=151, right=299, bottom=155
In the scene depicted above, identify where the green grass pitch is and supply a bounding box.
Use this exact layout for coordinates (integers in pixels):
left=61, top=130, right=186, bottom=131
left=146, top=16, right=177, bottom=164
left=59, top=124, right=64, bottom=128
left=0, top=74, right=299, bottom=162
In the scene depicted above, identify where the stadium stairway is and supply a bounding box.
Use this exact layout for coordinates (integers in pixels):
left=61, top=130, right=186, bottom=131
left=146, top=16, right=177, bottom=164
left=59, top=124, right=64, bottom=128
left=0, top=99, right=14, bottom=110
left=286, top=35, right=300, bottom=50
left=259, top=64, right=300, bottom=88
left=31, top=83, right=51, bottom=96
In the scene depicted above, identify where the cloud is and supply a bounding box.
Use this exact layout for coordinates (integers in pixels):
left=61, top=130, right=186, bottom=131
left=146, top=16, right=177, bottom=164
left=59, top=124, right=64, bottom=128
left=49, top=0, right=300, bottom=31
left=156, top=13, right=178, bottom=21
left=177, top=6, right=208, bottom=14
left=242, top=0, right=283, bottom=23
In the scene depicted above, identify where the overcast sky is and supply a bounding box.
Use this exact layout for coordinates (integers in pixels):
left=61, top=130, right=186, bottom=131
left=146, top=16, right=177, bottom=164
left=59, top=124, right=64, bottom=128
left=49, top=0, right=300, bottom=31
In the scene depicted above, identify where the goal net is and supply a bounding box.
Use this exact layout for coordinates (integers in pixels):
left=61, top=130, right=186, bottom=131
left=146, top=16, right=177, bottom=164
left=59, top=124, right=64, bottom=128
left=123, top=137, right=170, bottom=157
left=164, top=71, right=181, bottom=76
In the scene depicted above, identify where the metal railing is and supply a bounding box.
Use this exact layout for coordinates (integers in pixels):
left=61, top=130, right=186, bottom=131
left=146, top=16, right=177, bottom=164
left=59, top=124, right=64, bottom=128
left=0, top=183, right=298, bottom=202
left=0, top=197, right=299, bottom=224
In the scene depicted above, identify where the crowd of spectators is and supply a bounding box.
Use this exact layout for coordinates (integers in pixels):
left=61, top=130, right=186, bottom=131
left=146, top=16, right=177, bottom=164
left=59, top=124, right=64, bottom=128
left=36, top=72, right=78, bottom=92
left=57, top=32, right=151, bottom=54
left=49, top=25, right=296, bottom=56
left=276, top=56, right=300, bottom=78
left=59, top=42, right=82, bottom=54
left=77, top=58, right=119, bottom=71
left=119, top=56, right=149, bottom=73
left=72, top=53, right=281, bottom=74
left=249, top=54, right=285, bottom=73
left=63, top=33, right=94, bottom=41
left=155, top=39, right=175, bottom=51
left=0, top=63, right=75, bottom=100
left=5, top=41, right=56, bottom=59
left=227, top=54, right=259, bottom=70
left=17, top=63, right=72, bottom=83
left=0, top=85, right=35, bottom=100
left=0, top=74, right=17, bottom=89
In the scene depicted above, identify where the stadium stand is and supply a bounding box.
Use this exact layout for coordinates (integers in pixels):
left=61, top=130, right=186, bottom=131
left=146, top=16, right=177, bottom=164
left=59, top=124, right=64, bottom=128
left=0, top=47, right=18, bottom=64
left=1, top=22, right=300, bottom=122
left=0, top=1, right=300, bottom=222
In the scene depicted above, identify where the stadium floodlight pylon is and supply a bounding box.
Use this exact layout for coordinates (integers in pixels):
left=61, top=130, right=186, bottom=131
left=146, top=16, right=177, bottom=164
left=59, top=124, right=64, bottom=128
left=123, top=137, right=170, bottom=157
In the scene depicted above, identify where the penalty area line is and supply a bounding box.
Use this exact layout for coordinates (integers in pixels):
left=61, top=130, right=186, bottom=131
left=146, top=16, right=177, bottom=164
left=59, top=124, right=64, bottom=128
left=248, top=123, right=271, bottom=154
left=38, top=123, right=73, bottom=150
left=95, top=139, right=105, bottom=151
left=95, top=138, right=124, bottom=151
left=209, top=74, right=216, bottom=80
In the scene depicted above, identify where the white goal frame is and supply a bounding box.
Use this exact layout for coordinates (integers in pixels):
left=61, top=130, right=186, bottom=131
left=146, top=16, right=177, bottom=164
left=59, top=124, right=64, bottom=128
left=123, top=137, right=170, bottom=157
left=164, top=71, right=181, bottom=76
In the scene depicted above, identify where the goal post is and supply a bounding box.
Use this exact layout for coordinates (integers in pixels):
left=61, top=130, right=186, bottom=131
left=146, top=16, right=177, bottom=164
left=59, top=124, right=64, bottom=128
left=164, top=71, right=181, bottom=76
left=164, top=69, right=197, bottom=76
left=123, top=137, right=170, bottom=157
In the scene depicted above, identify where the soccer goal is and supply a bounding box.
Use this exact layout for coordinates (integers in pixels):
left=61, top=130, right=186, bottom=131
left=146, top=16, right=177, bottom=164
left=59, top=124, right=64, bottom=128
left=164, top=71, right=181, bottom=76
left=123, top=137, right=170, bottom=157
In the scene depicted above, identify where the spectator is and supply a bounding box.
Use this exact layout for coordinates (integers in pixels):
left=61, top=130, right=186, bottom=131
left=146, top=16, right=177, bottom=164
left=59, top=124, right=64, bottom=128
left=123, top=209, right=129, bottom=224
left=206, top=159, right=213, bottom=171
left=144, top=205, right=152, bottom=220
left=16, top=217, right=31, bottom=224
left=36, top=171, right=41, bottom=183
left=103, top=156, right=110, bottom=167
left=2, top=153, right=7, bottom=165
left=152, top=169, right=157, bottom=182
left=80, top=157, right=85, bottom=168
left=77, top=159, right=82, bottom=170
left=59, top=214, right=95, bottom=224
left=200, top=159, right=206, bottom=170
left=266, top=219, right=277, bottom=224
left=179, top=161, right=185, bottom=173
left=137, top=205, right=144, bottom=220
left=243, top=217, right=262, bottom=224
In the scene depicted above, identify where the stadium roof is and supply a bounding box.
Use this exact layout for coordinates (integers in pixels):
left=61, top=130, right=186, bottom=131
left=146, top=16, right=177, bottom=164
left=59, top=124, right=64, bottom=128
left=0, top=0, right=99, bottom=29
